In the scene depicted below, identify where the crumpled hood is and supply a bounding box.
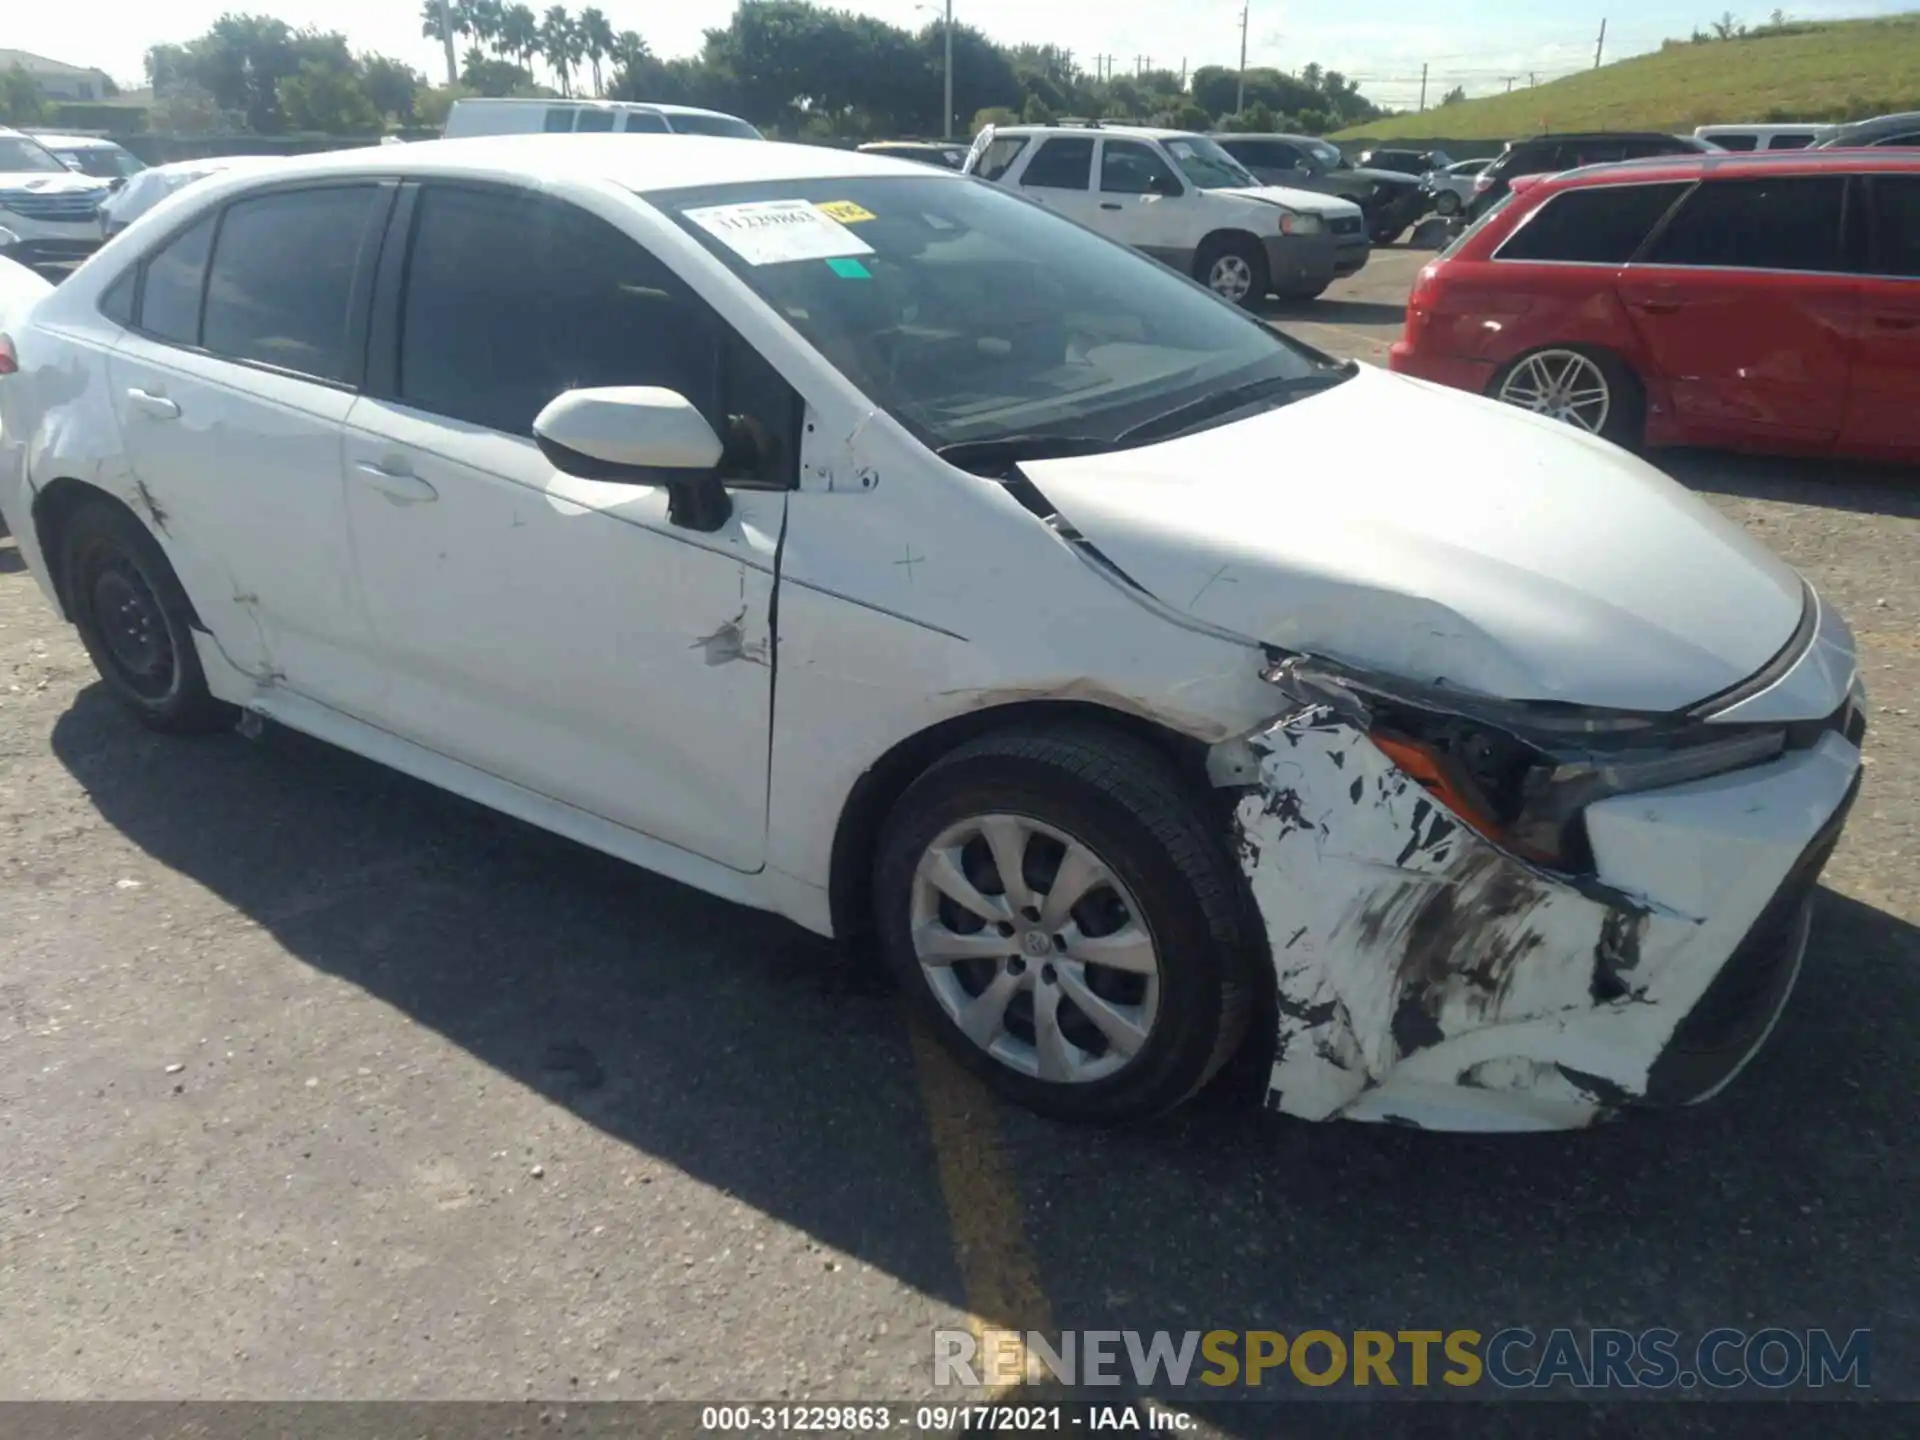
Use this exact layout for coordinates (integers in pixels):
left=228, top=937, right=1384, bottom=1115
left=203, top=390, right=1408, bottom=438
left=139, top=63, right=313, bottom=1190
left=1020, top=366, right=1807, bottom=711
left=0, top=169, right=112, bottom=196
left=1217, top=185, right=1363, bottom=219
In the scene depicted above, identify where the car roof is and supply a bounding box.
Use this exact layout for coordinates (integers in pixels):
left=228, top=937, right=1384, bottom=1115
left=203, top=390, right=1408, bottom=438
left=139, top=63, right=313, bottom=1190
left=1527, top=147, right=1920, bottom=189
left=157, top=133, right=940, bottom=197
left=29, top=132, right=121, bottom=148
left=450, top=97, right=738, bottom=119
left=994, top=123, right=1193, bottom=142
left=1823, top=110, right=1920, bottom=142
left=1510, top=131, right=1696, bottom=146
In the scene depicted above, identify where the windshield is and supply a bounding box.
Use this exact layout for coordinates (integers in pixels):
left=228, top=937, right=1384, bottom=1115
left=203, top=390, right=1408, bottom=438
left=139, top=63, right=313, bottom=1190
left=53, top=146, right=144, bottom=179
left=0, top=137, right=67, bottom=175
left=1162, top=135, right=1258, bottom=190
left=655, top=175, right=1326, bottom=451
left=667, top=113, right=763, bottom=140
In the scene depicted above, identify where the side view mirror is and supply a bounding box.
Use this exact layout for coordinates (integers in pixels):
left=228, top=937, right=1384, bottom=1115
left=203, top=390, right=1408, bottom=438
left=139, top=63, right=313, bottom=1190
left=109, top=175, right=129, bottom=192
left=533, top=386, right=733, bottom=533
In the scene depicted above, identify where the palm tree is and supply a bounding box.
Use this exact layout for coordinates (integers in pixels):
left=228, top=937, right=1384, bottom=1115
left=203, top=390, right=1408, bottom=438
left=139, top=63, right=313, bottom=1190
left=501, top=3, right=540, bottom=77
left=468, top=0, right=505, bottom=58
left=420, top=0, right=471, bottom=85
left=540, top=6, right=575, bottom=96
left=578, top=7, right=614, bottom=97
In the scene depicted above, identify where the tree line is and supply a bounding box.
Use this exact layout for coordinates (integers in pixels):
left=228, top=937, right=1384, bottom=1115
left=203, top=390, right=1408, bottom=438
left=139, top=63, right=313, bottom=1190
left=124, top=0, right=1383, bottom=139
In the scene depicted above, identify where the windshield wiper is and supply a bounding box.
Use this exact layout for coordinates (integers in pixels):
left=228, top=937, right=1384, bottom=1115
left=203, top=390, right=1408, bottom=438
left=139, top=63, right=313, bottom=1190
left=1115, top=361, right=1359, bottom=446
left=935, top=434, right=1117, bottom=474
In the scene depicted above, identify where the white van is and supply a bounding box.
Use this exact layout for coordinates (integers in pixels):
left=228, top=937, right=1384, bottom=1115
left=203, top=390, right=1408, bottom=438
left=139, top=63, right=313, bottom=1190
left=443, top=98, right=763, bottom=141
left=1691, top=123, right=1835, bottom=152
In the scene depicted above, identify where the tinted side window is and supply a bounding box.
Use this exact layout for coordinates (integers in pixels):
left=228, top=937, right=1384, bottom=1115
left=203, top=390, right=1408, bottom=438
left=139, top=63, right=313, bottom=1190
left=137, top=213, right=216, bottom=345
left=1508, top=143, right=1569, bottom=178
left=99, top=267, right=137, bottom=327
left=1768, top=134, right=1815, bottom=150
left=1868, top=175, right=1920, bottom=277
left=1496, top=182, right=1688, bottom=264
left=576, top=109, right=616, bottom=132
left=1645, top=176, right=1845, bottom=272
left=1710, top=134, right=1758, bottom=151
left=202, top=187, right=379, bottom=382
left=975, top=136, right=1029, bottom=181
left=624, top=111, right=671, bottom=133
left=1021, top=137, right=1094, bottom=190
left=396, top=186, right=796, bottom=481
left=1872, top=131, right=1920, bottom=148
left=1101, top=139, right=1181, bottom=194
left=544, top=108, right=577, bottom=132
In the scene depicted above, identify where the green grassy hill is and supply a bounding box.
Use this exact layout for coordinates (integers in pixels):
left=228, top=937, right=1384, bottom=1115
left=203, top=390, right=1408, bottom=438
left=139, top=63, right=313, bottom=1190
left=1336, top=12, right=1920, bottom=140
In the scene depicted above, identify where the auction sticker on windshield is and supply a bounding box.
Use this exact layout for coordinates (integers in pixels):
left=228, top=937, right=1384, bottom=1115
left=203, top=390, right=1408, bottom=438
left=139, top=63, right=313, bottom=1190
left=683, top=199, right=875, bottom=265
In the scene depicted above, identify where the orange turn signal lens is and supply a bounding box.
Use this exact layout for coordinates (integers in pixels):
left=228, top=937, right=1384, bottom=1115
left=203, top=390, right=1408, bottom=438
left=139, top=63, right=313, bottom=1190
left=1368, top=732, right=1511, bottom=847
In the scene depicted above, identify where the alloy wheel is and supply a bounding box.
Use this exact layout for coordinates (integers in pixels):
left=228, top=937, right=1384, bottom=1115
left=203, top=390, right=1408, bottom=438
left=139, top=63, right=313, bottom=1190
left=909, top=813, right=1162, bottom=1085
left=1497, top=349, right=1613, bottom=434
left=1207, top=253, right=1255, bottom=304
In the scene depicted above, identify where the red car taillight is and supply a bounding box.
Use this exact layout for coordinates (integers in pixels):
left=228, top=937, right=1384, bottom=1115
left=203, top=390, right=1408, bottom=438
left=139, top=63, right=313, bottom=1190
left=0, top=334, right=17, bottom=376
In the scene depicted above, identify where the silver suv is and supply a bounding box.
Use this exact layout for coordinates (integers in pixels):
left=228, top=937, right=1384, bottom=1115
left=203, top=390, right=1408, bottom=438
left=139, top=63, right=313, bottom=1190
left=964, top=123, right=1368, bottom=305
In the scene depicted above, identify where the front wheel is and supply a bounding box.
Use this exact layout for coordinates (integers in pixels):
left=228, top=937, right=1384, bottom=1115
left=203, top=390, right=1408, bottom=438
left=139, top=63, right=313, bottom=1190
left=1435, top=190, right=1462, bottom=217
left=1491, top=345, right=1645, bottom=450
left=874, top=727, right=1253, bottom=1123
left=1196, top=236, right=1268, bottom=309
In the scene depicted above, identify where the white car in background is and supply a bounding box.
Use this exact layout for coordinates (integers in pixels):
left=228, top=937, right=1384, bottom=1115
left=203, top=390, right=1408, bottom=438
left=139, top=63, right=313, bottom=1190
left=100, top=154, right=289, bottom=237
left=1420, top=156, right=1493, bottom=216
left=31, top=133, right=148, bottom=182
left=964, top=122, right=1368, bottom=305
left=0, top=135, right=1865, bottom=1134
left=0, top=127, right=113, bottom=267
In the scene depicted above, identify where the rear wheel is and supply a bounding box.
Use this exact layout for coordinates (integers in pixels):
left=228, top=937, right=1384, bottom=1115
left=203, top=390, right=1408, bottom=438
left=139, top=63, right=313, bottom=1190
left=874, top=727, right=1253, bottom=1123
left=1196, top=236, right=1268, bottom=309
left=1435, top=190, right=1462, bottom=217
left=62, top=499, right=235, bottom=733
left=1491, top=345, right=1645, bottom=449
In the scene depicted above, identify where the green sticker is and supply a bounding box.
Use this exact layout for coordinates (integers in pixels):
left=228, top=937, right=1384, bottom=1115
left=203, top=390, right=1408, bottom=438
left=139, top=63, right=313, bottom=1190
left=826, top=256, right=872, bottom=279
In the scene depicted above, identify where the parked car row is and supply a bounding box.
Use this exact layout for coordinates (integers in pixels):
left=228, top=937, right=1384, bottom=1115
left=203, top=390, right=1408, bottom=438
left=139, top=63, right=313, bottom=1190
left=962, top=122, right=1370, bottom=305
left=0, top=133, right=1866, bottom=1135
left=1392, top=148, right=1920, bottom=461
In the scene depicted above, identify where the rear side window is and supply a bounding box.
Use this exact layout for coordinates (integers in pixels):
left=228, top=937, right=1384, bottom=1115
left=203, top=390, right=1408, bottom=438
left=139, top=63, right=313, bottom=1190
left=1705, top=134, right=1757, bottom=151
left=1768, top=134, right=1815, bottom=151
left=137, top=213, right=216, bottom=345
left=1868, top=175, right=1920, bottom=276
left=201, top=186, right=379, bottom=382
left=1644, top=176, right=1845, bottom=272
left=1021, top=137, right=1094, bottom=190
left=575, top=109, right=616, bottom=132
left=1496, top=182, right=1689, bottom=264
left=544, top=108, right=577, bottom=133
left=974, top=136, right=1028, bottom=181
left=624, top=111, right=670, bottom=133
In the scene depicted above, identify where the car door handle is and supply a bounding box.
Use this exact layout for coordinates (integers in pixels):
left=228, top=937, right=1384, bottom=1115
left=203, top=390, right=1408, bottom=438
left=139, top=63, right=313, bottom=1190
left=1872, top=314, right=1920, bottom=330
left=1633, top=298, right=1685, bottom=315
left=125, top=387, right=180, bottom=420
left=1100, top=202, right=1123, bottom=211
left=353, top=461, right=438, bottom=504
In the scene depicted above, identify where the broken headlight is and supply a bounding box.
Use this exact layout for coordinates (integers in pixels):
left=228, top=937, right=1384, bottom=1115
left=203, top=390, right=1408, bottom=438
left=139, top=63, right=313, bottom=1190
left=1266, top=657, right=1789, bottom=872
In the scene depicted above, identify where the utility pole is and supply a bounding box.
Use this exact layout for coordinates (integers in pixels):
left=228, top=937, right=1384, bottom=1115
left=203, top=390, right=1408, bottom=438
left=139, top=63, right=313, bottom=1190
left=1135, top=55, right=1150, bottom=78
left=1595, top=17, right=1607, bottom=69
left=1529, top=71, right=1537, bottom=86
left=943, top=0, right=955, bottom=140
left=438, top=0, right=459, bottom=86
left=1418, top=61, right=1428, bottom=111
left=1236, top=4, right=1250, bottom=113
left=1503, top=75, right=1518, bottom=93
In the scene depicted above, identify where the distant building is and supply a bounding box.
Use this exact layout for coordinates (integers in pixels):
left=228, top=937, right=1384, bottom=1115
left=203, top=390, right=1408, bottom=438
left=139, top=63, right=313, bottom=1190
left=0, top=49, right=116, bottom=103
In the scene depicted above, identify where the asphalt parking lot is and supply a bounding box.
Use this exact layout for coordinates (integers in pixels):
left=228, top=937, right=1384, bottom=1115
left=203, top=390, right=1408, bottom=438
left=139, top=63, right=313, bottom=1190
left=1, top=246, right=1915, bottom=1421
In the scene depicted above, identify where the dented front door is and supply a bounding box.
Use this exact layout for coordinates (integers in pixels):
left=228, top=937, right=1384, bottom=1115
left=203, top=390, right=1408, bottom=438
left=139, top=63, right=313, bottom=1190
left=106, top=335, right=377, bottom=704
left=340, top=395, right=783, bottom=873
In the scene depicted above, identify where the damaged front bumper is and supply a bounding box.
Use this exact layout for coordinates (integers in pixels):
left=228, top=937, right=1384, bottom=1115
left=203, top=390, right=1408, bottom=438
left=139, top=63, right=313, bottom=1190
left=1220, top=658, right=1866, bottom=1133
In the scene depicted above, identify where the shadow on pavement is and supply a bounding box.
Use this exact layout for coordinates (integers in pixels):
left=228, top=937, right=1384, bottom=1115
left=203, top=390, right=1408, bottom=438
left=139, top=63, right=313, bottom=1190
left=1263, top=296, right=1408, bottom=327
left=52, top=686, right=1920, bottom=1413
left=1661, top=449, right=1920, bottom=520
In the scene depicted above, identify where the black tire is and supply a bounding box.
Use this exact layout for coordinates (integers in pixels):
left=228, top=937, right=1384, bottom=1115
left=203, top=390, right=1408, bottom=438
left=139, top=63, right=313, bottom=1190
left=874, top=725, right=1254, bottom=1123
left=1488, top=344, right=1647, bottom=451
left=1194, top=234, right=1269, bottom=310
left=62, top=498, right=235, bottom=733
left=1435, top=190, right=1463, bottom=217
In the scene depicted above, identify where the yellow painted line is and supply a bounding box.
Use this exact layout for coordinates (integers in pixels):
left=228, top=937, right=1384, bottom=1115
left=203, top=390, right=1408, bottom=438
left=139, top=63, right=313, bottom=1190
left=909, top=1016, right=1055, bottom=1394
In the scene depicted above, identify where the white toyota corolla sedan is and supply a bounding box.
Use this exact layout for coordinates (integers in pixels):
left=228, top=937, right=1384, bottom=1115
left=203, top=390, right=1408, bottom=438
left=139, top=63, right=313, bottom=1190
left=0, top=136, right=1867, bottom=1132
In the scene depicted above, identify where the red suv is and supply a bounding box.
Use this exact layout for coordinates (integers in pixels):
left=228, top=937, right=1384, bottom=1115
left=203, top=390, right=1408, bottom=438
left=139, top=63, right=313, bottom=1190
left=1389, top=150, right=1920, bottom=460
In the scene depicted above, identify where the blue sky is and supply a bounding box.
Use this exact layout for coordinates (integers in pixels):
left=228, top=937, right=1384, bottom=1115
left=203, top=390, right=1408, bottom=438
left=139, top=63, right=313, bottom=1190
left=13, top=0, right=1917, bottom=109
